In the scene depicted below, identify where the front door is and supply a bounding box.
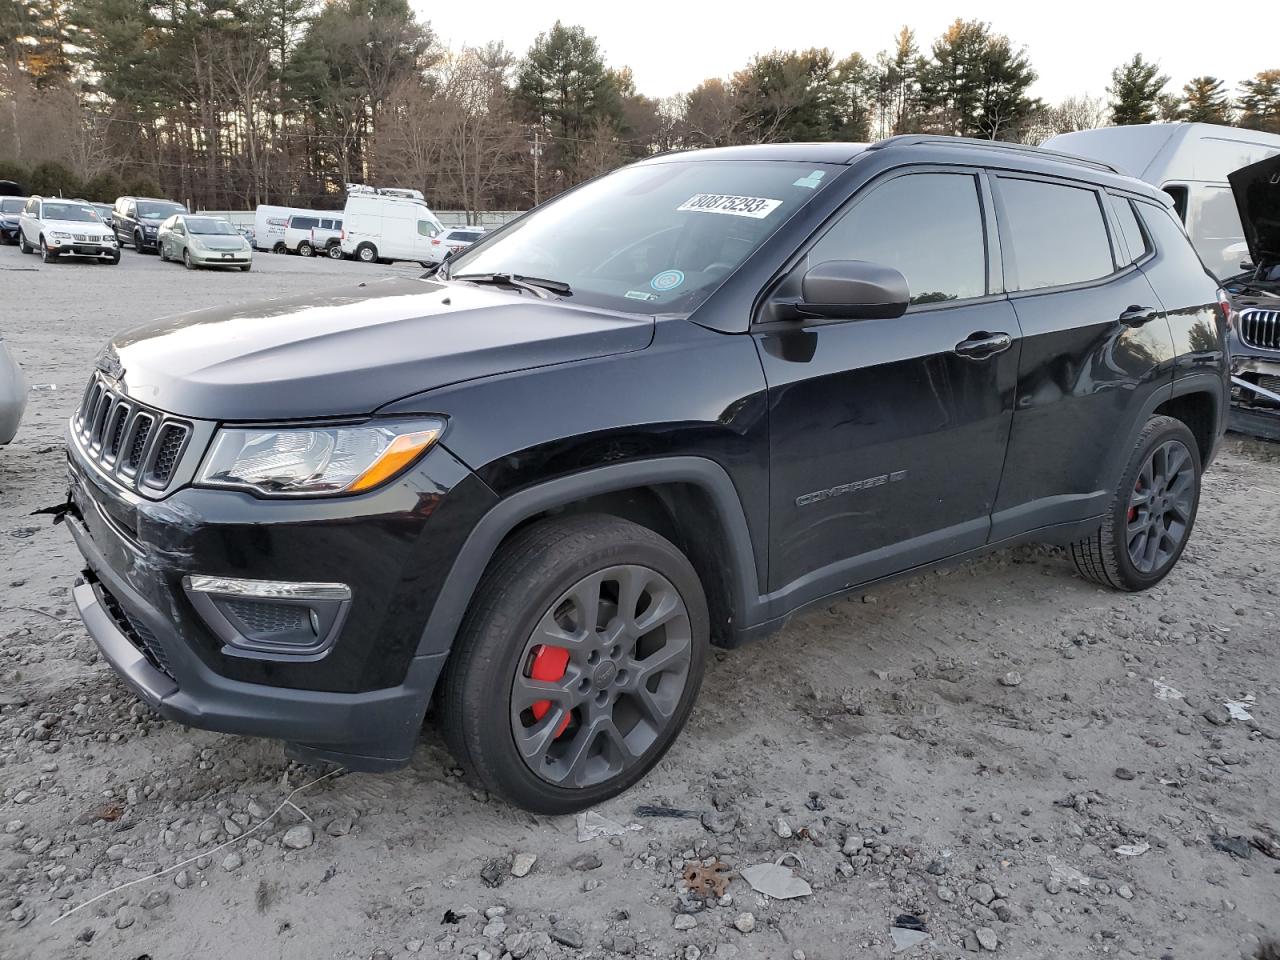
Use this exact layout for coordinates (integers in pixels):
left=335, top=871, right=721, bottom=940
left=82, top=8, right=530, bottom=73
left=756, top=169, right=1019, bottom=598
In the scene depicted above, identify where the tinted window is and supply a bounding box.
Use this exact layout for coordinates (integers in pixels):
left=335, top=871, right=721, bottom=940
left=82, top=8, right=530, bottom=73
left=0, top=198, right=24, bottom=213
left=1110, top=196, right=1149, bottom=264
left=999, top=178, right=1113, bottom=290
left=1163, top=185, right=1188, bottom=222
left=808, top=173, right=986, bottom=305
left=291, top=216, right=318, bottom=230
left=1136, top=201, right=1210, bottom=275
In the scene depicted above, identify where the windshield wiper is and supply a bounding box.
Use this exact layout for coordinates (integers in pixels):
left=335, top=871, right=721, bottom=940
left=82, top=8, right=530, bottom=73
left=451, top=272, right=571, bottom=299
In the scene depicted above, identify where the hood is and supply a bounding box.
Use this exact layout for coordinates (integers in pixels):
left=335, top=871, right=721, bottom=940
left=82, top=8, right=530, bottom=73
left=1229, top=153, right=1280, bottom=266
left=107, top=277, right=654, bottom=421
left=46, top=218, right=111, bottom=235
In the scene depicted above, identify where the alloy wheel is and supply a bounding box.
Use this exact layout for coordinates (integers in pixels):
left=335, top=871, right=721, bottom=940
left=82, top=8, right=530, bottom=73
left=1126, top=439, right=1195, bottom=574
left=510, top=564, right=693, bottom=789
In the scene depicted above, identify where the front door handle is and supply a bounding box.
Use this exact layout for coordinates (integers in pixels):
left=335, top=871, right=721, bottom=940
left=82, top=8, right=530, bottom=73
left=954, top=331, right=1013, bottom=359
left=1119, top=305, right=1160, bottom=328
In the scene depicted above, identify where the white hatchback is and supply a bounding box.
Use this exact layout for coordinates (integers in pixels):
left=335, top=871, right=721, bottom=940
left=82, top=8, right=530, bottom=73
left=18, top=197, right=119, bottom=264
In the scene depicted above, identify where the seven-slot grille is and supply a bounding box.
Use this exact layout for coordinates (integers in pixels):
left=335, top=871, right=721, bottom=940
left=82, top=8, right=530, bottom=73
left=74, top=372, right=191, bottom=492
left=1238, top=308, right=1280, bottom=351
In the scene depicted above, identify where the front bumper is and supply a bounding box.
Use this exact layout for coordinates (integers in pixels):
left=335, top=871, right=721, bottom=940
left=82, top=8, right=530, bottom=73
left=1228, top=349, right=1280, bottom=440
left=48, top=239, right=117, bottom=257
left=190, top=247, right=251, bottom=265
left=65, top=436, right=496, bottom=770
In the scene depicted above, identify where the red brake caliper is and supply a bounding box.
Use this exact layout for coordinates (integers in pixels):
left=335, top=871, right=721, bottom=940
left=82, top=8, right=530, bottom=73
left=529, top=646, right=572, bottom=738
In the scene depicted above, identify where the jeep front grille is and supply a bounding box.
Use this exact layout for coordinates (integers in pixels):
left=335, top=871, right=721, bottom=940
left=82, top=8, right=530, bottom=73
left=73, top=372, right=191, bottom=493
left=1238, top=308, right=1280, bottom=351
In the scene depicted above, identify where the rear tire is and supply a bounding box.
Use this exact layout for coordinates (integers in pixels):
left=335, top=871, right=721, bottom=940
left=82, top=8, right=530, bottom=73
left=438, top=514, right=709, bottom=813
left=19, top=233, right=32, bottom=254
left=1071, top=415, right=1201, bottom=591
left=297, top=241, right=313, bottom=257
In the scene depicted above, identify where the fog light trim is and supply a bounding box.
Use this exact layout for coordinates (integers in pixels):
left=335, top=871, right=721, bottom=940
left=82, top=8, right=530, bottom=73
left=184, top=575, right=351, bottom=601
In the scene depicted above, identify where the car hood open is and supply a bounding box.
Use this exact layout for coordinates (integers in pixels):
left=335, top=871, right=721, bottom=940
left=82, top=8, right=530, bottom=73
left=106, top=277, right=654, bottom=421
left=1229, top=153, right=1280, bottom=266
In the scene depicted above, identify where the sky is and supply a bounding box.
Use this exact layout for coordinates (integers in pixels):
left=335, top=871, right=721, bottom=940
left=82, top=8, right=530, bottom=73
left=417, top=0, right=1272, bottom=105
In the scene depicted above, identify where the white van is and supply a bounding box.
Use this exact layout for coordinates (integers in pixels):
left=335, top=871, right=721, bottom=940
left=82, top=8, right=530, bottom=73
left=339, top=185, right=445, bottom=265
left=252, top=205, right=341, bottom=253
left=1044, top=123, right=1280, bottom=280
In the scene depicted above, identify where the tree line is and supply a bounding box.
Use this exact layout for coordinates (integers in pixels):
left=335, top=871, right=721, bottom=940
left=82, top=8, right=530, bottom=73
left=2, top=1, right=1279, bottom=215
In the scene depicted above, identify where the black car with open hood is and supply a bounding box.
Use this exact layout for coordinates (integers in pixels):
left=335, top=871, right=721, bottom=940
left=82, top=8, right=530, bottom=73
left=1224, top=154, right=1280, bottom=439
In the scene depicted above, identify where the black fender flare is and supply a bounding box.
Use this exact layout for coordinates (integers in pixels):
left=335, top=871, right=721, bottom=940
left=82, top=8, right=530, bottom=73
left=413, top=456, right=762, bottom=658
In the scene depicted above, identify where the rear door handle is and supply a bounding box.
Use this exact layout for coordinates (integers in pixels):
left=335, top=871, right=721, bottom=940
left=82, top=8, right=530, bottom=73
left=1119, top=305, right=1160, bottom=328
left=954, top=331, right=1013, bottom=359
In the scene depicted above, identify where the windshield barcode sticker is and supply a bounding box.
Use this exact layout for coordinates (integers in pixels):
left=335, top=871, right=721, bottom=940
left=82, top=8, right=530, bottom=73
left=677, top=194, right=783, bottom=219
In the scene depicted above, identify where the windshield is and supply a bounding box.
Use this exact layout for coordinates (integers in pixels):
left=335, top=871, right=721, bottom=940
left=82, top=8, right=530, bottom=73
left=186, top=217, right=237, bottom=235
left=42, top=202, right=101, bottom=223
left=1, top=198, right=24, bottom=213
left=138, top=201, right=185, bottom=219
left=447, top=159, right=837, bottom=314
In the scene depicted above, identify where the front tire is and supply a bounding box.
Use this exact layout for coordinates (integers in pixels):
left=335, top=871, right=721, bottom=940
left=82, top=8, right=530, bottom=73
left=327, top=243, right=344, bottom=260
left=438, top=515, right=709, bottom=813
left=1071, top=415, right=1201, bottom=591
left=182, top=249, right=195, bottom=270
left=40, top=238, right=57, bottom=263
left=355, top=242, right=377, bottom=264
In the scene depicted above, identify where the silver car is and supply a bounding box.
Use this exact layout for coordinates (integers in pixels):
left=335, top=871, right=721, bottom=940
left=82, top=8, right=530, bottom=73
left=157, top=214, right=253, bottom=271
left=0, top=334, right=27, bottom=446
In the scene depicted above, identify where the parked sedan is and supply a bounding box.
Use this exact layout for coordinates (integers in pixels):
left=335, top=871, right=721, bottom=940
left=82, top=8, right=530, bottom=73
left=157, top=215, right=253, bottom=271
left=0, top=334, right=26, bottom=447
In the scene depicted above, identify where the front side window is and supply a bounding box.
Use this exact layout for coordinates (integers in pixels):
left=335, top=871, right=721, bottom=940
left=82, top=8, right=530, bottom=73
left=999, top=178, right=1113, bottom=290
left=447, top=159, right=838, bottom=314
left=806, top=172, right=987, bottom=306
left=417, top=220, right=440, bottom=238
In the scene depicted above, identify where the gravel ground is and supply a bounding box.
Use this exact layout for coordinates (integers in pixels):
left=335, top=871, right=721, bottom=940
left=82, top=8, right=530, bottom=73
left=2, top=241, right=1279, bottom=960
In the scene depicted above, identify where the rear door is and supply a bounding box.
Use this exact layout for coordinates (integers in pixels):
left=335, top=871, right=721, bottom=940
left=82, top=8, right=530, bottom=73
left=989, top=174, right=1176, bottom=539
left=756, top=168, right=1020, bottom=595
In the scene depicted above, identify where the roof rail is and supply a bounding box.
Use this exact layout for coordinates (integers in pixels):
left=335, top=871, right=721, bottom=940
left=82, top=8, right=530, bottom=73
left=868, top=135, right=1123, bottom=175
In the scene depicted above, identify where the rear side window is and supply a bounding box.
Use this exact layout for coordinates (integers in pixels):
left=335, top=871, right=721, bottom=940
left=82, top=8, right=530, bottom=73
left=1109, top=196, right=1149, bottom=264
left=1135, top=201, right=1210, bottom=274
left=291, top=216, right=318, bottom=230
left=808, top=172, right=987, bottom=305
left=999, top=178, right=1113, bottom=290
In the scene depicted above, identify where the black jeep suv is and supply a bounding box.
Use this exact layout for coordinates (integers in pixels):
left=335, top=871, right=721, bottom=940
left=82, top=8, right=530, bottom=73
left=64, top=137, right=1229, bottom=813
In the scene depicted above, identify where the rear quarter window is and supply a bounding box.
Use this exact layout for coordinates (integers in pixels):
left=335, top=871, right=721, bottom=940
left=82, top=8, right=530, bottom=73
left=999, top=178, right=1114, bottom=290
left=1109, top=196, right=1150, bottom=264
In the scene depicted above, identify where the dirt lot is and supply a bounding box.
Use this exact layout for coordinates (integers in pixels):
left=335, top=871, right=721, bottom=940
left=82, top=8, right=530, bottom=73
left=1, top=242, right=1278, bottom=960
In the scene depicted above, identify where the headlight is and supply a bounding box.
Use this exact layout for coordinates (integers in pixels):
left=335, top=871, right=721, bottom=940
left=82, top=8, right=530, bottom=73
left=50, top=231, right=71, bottom=239
left=196, top=419, right=445, bottom=497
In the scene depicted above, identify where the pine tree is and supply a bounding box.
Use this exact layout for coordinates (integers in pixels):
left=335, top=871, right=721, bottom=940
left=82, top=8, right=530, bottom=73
left=1238, top=70, right=1280, bottom=134
left=1179, top=76, right=1231, bottom=123
left=1107, top=54, right=1168, bottom=125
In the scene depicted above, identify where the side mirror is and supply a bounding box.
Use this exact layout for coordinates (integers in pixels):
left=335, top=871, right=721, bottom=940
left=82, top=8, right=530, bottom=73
left=775, top=260, right=910, bottom=321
